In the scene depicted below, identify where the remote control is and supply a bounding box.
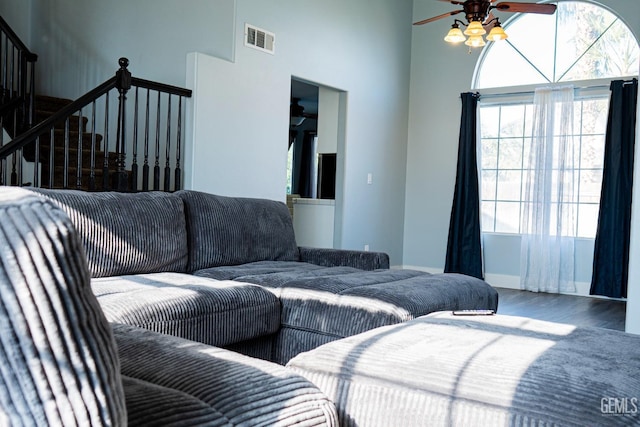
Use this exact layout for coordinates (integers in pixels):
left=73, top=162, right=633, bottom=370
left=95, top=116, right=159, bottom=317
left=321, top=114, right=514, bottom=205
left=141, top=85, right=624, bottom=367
left=451, top=309, right=495, bottom=316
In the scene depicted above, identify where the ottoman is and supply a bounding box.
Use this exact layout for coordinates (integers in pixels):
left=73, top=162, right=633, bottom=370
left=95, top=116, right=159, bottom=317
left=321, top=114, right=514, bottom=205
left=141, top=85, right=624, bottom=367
left=287, top=312, right=640, bottom=426
left=197, top=262, right=499, bottom=364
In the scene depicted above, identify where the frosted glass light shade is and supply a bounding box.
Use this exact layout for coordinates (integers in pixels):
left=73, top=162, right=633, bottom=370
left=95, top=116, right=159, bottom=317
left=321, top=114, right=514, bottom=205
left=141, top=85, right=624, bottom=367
left=486, top=25, right=508, bottom=41
left=465, top=35, right=486, bottom=47
left=444, top=27, right=466, bottom=43
left=464, top=20, right=486, bottom=36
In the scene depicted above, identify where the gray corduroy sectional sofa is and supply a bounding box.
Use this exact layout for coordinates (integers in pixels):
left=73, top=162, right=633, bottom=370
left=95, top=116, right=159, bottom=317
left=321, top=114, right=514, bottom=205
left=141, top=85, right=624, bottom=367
left=28, top=187, right=499, bottom=365
left=0, top=188, right=337, bottom=426
left=3, top=186, right=640, bottom=426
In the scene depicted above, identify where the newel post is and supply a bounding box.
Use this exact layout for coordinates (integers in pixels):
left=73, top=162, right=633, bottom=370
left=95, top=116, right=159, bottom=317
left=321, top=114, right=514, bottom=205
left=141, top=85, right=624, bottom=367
left=115, top=57, right=132, bottom=191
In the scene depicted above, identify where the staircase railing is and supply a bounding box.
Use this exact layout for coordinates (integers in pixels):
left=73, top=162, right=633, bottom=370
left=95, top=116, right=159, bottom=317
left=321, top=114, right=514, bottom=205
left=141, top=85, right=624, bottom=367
left=0, top=14, right=37, bottom=175
left=0, top=58, right=192, bottom=192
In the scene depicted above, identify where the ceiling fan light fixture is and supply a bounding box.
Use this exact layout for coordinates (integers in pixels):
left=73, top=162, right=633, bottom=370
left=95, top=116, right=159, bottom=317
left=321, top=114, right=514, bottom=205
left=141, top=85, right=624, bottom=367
left=486, top=20, right=508, bottom=41
left=464, top=20, right=486, bottom=36
left=444, top=23, right=466, bottom=43
left=413, top=0, right=558, bottom=49
left=465, top=34, right=486, bottom=47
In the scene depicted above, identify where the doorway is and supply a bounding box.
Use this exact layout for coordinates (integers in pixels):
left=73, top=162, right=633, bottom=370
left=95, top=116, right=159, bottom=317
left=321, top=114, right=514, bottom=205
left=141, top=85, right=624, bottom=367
left=288, top=77, right=346, bottom=248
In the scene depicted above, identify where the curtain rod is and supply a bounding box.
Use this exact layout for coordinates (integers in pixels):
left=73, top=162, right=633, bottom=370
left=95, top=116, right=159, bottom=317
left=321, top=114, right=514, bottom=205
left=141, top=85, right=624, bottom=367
left=477, top=78, right=637, bottom=101
left=478, top=84, right=608, bottom=99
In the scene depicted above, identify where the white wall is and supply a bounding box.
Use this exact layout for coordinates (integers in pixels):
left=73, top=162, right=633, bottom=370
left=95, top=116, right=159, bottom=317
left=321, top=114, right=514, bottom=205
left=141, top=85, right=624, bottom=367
left=405, top=0, right=640, bottom=332
left=404, top=0, right=484, bottom=271
left=186, top=0, right=413, bottom=263
left=0, top=0, right=33, bottom=47
left=2, top=0, right=411, bottom=264
left=25, top=0, right=236, bottom=98
left=317, top=86, right=339, bottom=154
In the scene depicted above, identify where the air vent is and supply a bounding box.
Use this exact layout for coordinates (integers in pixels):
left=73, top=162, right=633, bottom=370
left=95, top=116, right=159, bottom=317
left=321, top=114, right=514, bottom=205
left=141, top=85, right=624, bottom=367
left=245, top=24, right=275, bottom=54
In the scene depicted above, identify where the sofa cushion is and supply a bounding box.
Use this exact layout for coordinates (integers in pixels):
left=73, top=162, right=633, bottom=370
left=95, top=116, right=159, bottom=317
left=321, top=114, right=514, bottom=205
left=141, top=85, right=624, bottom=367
left=122, top=376, right=231, bottom=426
left=194, top=260, right=358, bottom=296
left=176, top=190, right=300, bottom=271
left=114, top=324, right=339, bottom=426
left=0, top=187, right=126, bottom=426
left=299, top=246, right=390, bottom=270
left=196, top=263, right=499, bottom=363
left=29, top=189, right=189, bottom=277
left=92, top=272, right=281, bottom=347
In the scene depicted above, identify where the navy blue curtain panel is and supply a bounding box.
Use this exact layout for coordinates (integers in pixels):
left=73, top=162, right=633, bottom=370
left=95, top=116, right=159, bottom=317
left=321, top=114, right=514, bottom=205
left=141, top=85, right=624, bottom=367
left=590, top=79, right=638, bottom=298
left=445, top=92, right=483, bottom=280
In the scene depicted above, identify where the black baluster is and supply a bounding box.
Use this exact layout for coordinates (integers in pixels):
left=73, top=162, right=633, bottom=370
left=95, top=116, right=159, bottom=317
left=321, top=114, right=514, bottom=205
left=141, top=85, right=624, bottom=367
left=26, top=55, right=36, bottom=130
left=131, top=86, right=139, bottom=191
left=164, top=94, right=171, bottom=192
left=48, top=127, right=54, bottom=189
left=103, top=92, right=110, bottom=191
left=89, top=100, right=97, bottom=191
left=76, top=109, right=83, bottom=189
left=1, top=36, right=7, bottom=103
left=114, top=57, right=131, bottom=192
left=9, top=94, right=16, bottom=185
left=63, top=117, right=70, bottom=189
left=18, top=50, right=27, bottom=131
left=143, top=89, right=150, bottom=191
left=8, top=46, right=14, bottom=105
left=33, top=136, right=39, bottom=187
left=10, top=152, right=16, bottom=186
left=153, top=91, right=160, bottom=190
left=175, top=96, right=183, bottom=191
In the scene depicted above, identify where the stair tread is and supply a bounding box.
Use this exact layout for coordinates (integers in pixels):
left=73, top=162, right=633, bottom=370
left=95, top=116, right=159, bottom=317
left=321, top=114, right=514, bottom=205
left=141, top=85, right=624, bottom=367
left=30, top=130, right=104, bottom=148
left=35, top=95, right=74, bottom=109
left=35, top=110, right=87, bottom=122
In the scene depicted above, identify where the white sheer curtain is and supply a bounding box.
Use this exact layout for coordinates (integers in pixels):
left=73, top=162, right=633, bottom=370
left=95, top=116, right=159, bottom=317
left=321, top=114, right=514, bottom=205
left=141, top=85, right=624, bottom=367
left=520, top=85, right=577, bottom=293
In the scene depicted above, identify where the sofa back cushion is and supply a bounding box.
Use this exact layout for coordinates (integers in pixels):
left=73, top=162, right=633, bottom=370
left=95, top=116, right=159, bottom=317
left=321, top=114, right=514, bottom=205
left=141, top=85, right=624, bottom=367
left=30, top=189, right=188, bottom=277
left=176, top=190, right=300, bottom=271
left=0, top=187, right=126, bottom=426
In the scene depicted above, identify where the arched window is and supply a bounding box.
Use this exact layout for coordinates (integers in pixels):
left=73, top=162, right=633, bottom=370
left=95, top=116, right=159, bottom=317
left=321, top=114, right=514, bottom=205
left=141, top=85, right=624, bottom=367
left=475, top=1, right=639, bottom=89
left=474, top=1, right=639, bottom=238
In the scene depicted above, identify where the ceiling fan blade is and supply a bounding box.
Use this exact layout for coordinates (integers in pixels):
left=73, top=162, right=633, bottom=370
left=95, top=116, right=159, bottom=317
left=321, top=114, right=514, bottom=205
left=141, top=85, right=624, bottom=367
left=493, top=2, right=557, bottom=14
left=413, top=9, right=464, bottom=26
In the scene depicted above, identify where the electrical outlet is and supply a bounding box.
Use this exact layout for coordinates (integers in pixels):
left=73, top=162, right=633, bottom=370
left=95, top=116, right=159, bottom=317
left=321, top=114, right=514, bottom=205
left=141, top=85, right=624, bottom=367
left=364, top=244, right=370, bottom=251
left=367, top=173, right=373, bottom=185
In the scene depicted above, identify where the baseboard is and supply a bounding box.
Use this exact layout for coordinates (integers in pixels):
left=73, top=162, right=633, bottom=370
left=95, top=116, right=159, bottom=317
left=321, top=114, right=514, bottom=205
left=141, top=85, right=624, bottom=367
left=485, top=273, right=603, bottom=298
left=397, top=266, right=619, bottom=300
left=394, top=265, right=443, bottom=275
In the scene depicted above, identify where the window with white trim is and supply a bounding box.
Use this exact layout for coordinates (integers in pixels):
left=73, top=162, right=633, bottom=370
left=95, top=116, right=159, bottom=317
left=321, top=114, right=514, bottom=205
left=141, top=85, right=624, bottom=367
left=475, top=0, right=639, bottom=238
left=480, top=95, right=609, bottom=237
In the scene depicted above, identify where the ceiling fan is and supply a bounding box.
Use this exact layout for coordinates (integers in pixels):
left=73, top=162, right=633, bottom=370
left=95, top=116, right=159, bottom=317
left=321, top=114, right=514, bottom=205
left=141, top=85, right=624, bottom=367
left=414, top=0, right=557, bottom=48
left=290, top=98, right=318, bottom=128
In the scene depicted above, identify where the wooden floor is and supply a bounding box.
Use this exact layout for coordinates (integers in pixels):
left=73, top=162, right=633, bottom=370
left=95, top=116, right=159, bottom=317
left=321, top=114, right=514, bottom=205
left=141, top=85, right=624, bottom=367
left=494, top=287, right=627, bottom=331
